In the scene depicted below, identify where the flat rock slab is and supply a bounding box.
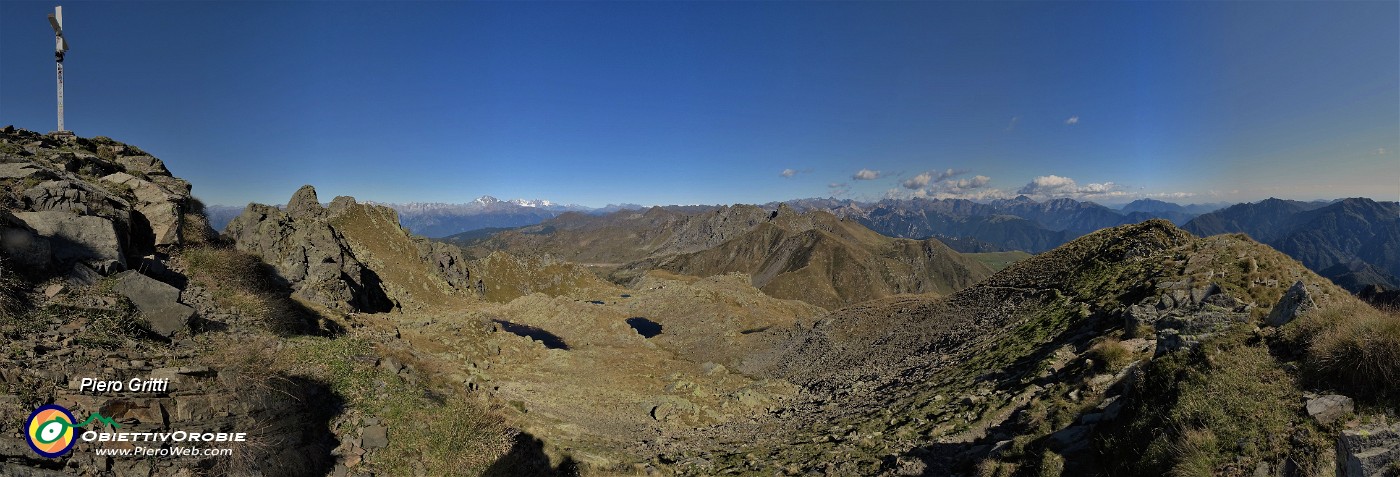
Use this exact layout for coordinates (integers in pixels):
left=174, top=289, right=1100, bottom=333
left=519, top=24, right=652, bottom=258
left=110, top=270, right=193, bottom=337
left=0, top=162, right=45, bottom=180
left=361, top=425, right=388, bottom=449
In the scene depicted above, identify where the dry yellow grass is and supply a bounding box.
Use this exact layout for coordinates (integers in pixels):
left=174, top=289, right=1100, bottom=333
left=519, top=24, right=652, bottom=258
left=1288, top=300, right=1400, bottom=401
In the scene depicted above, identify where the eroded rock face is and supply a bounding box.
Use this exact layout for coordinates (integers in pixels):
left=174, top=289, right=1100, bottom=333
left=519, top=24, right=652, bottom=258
left=224, top=187, right=391, bottom=313
left=414, top=238, right=473, bottom=290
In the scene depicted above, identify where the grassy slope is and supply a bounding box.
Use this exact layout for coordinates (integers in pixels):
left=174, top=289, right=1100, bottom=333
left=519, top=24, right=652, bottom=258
left=330, top=204, right=465, bottom=309
left=967, top=251, right=1034, bottom=272
left=472, top=250, right=620, bottom=303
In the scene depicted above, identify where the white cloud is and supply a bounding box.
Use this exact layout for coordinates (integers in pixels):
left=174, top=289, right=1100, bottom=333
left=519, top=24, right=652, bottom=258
left=901, top=172, right=931, bottom=190
left=916, top=185, right=1010, bottom=201
left=1377, top=148, right=1389, bottom=155
left=852, top=169, right=881, bottom=180
left=950, top=175, right=991, bottom=189
left=902, top=168, right=968, bottom=189
left=1006, top=116, right=1019, bottom=132
left=828, top=182, right=851, bottom=197
left=933, top=168, right=966, bottom=182
left=1018, top=174, right=1129, bottom=200
left=780, top=168, right=802, bottom=178
left=1065, top=116, right=1079, bottom=125
left=1018, top=174, right=1078, bottom=196
left=893, top=171, right=1002, bottom=200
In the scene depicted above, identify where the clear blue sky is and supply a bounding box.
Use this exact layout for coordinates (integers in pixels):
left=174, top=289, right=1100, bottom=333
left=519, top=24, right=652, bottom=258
left=2, top=1, right=1396, bottom=207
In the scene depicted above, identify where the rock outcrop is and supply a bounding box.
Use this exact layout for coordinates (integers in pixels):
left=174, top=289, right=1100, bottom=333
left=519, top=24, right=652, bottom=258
left=1, top=129, right=349, bottom=475
left=99, top=171, right=191, bottom=246
left=0, top=128, right=220, bottom=338
left=1337, top=423, right=1400, bottom=477
left=223, top=185, right=474, bottom=312
left=1267, top=280, right=1315, bottom=327
left=224, top=186, right=391, bottom=313
left=1, top=128, right=200, bottom=279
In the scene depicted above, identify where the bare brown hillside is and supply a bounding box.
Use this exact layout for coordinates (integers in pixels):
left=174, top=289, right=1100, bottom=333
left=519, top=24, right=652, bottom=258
left=466, top=203, right=993, bottom=309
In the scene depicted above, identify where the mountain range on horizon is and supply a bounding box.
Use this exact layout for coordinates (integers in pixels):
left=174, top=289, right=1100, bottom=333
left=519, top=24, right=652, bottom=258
left=203, top=192, right=1399, bottom=296
left=5, top=128, right=1399, bottom=476
left=204, top=195, right=1280, bottom=239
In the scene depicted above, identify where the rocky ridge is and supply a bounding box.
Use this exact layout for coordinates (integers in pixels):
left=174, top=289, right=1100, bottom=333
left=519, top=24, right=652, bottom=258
left=224, top=185, right=475, bottom=313
left=1, top=128, right=198, bottom=281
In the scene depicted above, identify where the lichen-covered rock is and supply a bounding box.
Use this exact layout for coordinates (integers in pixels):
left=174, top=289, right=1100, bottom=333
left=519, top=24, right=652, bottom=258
left=1304, top=394, right=1353, bottom=425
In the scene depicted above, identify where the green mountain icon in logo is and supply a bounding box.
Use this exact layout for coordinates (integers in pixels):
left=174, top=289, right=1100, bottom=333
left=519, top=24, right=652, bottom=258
left=77, top=412, right=120, bottom=429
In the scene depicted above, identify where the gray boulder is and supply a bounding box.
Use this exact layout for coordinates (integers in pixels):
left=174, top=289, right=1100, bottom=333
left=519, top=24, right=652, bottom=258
left=0, top=225, right=53, bottom=271
left=361, top=425, right=388, bottom=449
left=1305, top=394, right=1353, bottom=425
left=1267, top=281, right=1315, bottom=327
left=109, top=270, right=193, bottom=337
left=1155, top=329, right=1206, bottom=356
left=9, top=210, right=126, bottom=273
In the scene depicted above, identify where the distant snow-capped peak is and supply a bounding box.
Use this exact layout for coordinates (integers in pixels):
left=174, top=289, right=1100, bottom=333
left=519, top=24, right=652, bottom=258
left=508, top=199, right=554, bottom=208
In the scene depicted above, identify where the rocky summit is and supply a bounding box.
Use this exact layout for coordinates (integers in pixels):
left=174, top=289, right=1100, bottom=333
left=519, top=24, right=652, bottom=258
left=2, top=128, right=1399, bottom=477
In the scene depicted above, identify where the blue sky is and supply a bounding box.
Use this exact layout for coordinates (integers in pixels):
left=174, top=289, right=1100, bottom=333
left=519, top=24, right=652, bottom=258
left=2, top=1, right=1396, bottom=207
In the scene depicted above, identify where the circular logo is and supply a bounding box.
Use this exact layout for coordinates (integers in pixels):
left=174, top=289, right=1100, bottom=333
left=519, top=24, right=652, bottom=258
left=25, top=404, right=77, bottom=458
